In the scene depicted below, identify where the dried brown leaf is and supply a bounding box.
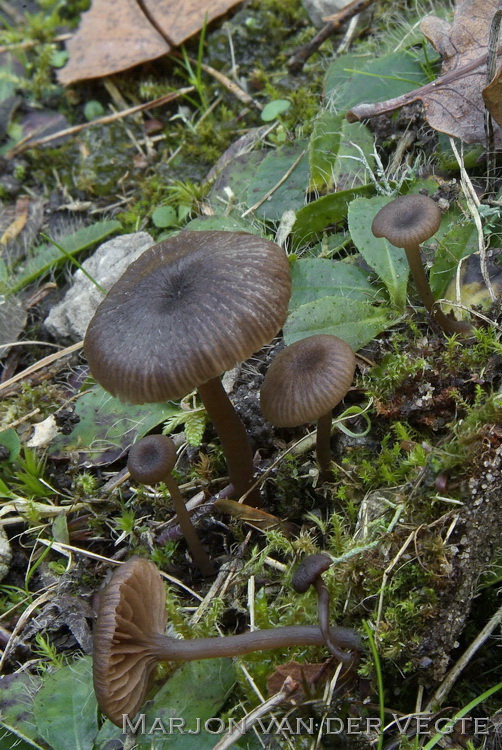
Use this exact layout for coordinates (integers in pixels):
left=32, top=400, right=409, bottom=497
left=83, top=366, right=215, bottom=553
left=58, top=0, right=243, bottom=85
left=483, top=64, right=502, bottom=124
left=347, top=0, right=502, bottom=145
left=142, top=0, right=243, bottom=46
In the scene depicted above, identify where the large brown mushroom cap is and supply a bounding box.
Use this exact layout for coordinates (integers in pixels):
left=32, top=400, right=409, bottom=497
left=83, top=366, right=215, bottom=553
left=260, top=334, right=356, bottom=428
left=84, top=231, right=291, bottom=404
left=93, top=557, right=167, bottom=726
left=371, top=194, right=441, bottom=248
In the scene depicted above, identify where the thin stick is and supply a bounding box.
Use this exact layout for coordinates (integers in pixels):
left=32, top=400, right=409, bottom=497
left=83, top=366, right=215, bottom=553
left=7, top=88, right=195, bottom=157
left=424, top=604, right=502, bottom=711
left=287, top=0, right=375, bottom=73
left=448, top=138, right=496, bottom=302
left=484, top=9, right=502, bottom=193
left=241, top=150, right=306, bottom=217
left=0, top=341, right=83, bottom=396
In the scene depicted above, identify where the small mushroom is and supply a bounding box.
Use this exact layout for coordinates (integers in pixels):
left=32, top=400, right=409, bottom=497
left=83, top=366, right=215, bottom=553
left=128, top=435, right=215, bottom=577
left=292, top=554, right=346, bottom=663
left=371, top=194, right=472, bottom=335
left=260, top=335, right=356, bottom=482
left=84, top=231, right=291, bottom=507
left=93, top=557, right=361, bottom=726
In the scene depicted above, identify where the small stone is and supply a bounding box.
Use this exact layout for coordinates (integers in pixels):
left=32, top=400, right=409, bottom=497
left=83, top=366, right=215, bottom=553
left=0, top=526, right=12, bottom=582
left=44, top=232, right=154, bottom=340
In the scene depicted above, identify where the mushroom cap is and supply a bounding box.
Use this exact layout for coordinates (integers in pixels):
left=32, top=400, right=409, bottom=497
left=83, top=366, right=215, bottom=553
left=371, top=194, right=441, bottom=248
left=292, top=554, right=332, bottom=593
left=128, top=434, right=177, bottom=485
left=260, top=334, right=356, bottom=428
left=93, top=557, right=167, bottom=726
left=84, top=231, right=291, bottom=404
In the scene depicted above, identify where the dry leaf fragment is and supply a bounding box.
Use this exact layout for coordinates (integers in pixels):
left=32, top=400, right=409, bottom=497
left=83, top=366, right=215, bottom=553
left=58, top=0, right=244, bottom=85
left=57, top=0, right=171, bottom=84
left=483, top=64, right=502, bottom=125
left=347, top=0, right=502, bottom=145
left=142, top=0, right=243, bottom=46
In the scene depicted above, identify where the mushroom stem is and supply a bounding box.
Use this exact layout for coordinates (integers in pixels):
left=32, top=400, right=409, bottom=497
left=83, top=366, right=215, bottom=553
left=316, top=411, right=333, bottom=482
left=147, top=625, right=360, bottom=664
left=164, top=476, right=215, bottom=578
left=312, top=579, right=348, bottom=663
left=404, top=245, right=472, bottom=336
left=198, top=377, right=261, bottom=506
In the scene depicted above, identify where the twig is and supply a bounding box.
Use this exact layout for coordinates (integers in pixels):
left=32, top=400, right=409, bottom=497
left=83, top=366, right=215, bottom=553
left=424, top=604, right=502, bottom=712
left=347, top=45, right=502, bottom=123
left=287, top=0, right=375, bottom=73
left=448, top=138, right=496, bottom=302
left=6, top=88, right=195, bottom=157
left=485, top=9, right=502, bottom=193
left=0, top=32, right=71, bottom=54
left=0, top=341, right=83, bottom=397
left=211, top=679, right=298, bottom=750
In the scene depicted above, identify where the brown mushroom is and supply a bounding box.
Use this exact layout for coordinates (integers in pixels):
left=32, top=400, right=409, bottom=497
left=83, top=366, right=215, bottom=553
left=260, top=335, right=356, bottom=482
left=128, top=435, right=215, bottom=577
left=93, top=557, right=361, bottom=726
left=292, top=554, right=345, bottom=662
left=371, top=194, right=472, bottom=335
left=84, top=231, right=291, bottom=506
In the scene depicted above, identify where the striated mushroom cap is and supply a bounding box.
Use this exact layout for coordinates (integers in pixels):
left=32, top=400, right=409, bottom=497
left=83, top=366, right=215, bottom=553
left=260, top=334, right=356, bottom=428
left=371, top=194, right=441, bottom=248
left=84, top=231, right=291, bottom=404
left=93, top=557, right=167, bottom=726
left=128, top=434, right=177, bottom=485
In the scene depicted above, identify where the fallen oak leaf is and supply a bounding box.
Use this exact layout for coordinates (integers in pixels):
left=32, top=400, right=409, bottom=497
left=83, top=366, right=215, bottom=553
left=57, top=0, right=170, bottom=84
left=57, top=0, right=244, bottom=85
left=347, top=0, right=502, bottom=146
left=482, top=64, right=502, bottom=125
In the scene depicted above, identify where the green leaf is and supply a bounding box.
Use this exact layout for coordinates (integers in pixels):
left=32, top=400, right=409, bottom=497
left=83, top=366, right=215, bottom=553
left=94, top=659, right=236, bottom=749
left=49, top=384, right=180, bottom=466
left=261, top=99, right=291, bottom=121
left=8, top=220, right=121, bottom=295
left=0, top=427, right=21, bottom=461
left=284, top=296, right=402, bottom=350
left=429, top=221, right=478, bottom=298
left=140, top=659, right=235, bottom=748
left=185, top=412, right=207, bottom=446
left=348, top=196, right=409, bottom=309
left=309, top=111, right=374, bottom=192
left=324, top=50, right=428, bottom=113
left=289, top=257, right=383, bottom=311
left=33, top=658, right=97, bottom=750
left=292, top=184, right=374, bottom=245
left=0, top=672, right=45, bottom=749
left=246, top=143, right=310, bottom=221
left=152, top=205, right=178, bottom=228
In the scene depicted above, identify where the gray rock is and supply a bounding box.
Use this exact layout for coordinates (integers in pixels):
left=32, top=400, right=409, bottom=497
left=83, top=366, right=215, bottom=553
left=44, top=232, right=154, bottom=340
left=0, top=526, right=11, bottom=582
left=301, top=0, right=352, bottom=27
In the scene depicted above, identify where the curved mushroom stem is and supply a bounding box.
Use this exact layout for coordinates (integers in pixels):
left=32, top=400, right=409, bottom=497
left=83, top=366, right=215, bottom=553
left=148, top=625, right=360, bottom=664
left=316, top=411, right=333, bottom=483
left=312, top=579, right=349, bottom=663
left=404, top=245, right=473, bottom=336
left=164, top=476, right=215, bottom=578
left=198, top=377, right=262, bottom=507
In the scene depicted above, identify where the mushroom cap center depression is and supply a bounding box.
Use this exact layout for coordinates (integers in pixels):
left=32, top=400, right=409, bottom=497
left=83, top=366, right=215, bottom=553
left=84, top=231, right=291, bottom=404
